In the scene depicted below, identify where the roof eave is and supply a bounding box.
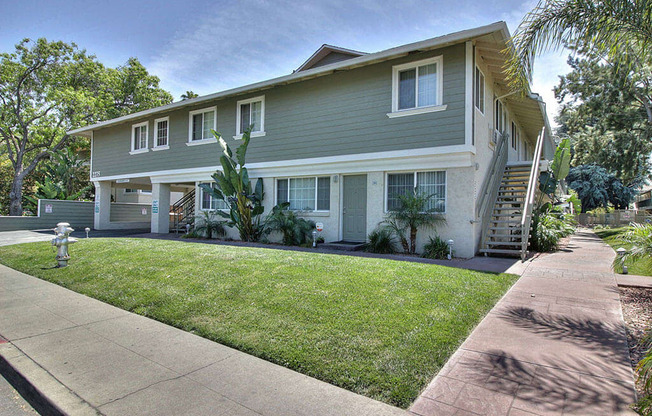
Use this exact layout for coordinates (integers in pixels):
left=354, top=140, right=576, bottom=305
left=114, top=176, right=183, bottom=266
left=67, top=21, right=509, bottom=136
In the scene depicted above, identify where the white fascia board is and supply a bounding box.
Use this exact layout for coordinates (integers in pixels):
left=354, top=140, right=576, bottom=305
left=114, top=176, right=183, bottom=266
left=67, top=21, right=509, bottom=137
left=94, top=144, right=476, bottom=183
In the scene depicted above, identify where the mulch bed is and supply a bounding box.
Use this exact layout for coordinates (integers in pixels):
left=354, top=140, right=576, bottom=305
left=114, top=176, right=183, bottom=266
left=619, top=287, right=652, bottom=397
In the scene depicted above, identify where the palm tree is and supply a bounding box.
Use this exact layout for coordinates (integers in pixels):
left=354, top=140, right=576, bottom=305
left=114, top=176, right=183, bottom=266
left=384, top=189, right=446, bottom=254
left=506, top=0, right=652, bottom=109
left=180, top=91, right=198, bottom=100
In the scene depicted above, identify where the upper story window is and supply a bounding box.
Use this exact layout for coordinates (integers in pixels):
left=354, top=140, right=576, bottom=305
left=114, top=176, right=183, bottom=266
left=154, top=117, right=169, bottom=150
left=511, top=121, right=517, bottom=149
left=494, top=97, right=506, bottom=135
left=235, top=96, right=265, bottom=139
left=130, top=122, right=148, bottom=154
left=386, top=171, right=446, bottom=213
left=276, top=176, right=330, bottom=211
left=389, top=56, right=446, bottom=118
left=187, top=107, right=217, bottom=145
left=474, top=67, right=485, bottom=114
left=200, top=183, right=228, bottom=210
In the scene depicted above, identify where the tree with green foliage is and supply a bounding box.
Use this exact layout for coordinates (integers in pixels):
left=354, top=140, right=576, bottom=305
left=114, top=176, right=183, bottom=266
left=566, top=164, right=637, bottom=210
left=383, top=190, right=446, bottom=254
left=180, top=91, right=199, bottom=100
left=199, top=129, right=266, bottom=242
left=507, top=0, right=652, bottom=106
left=555, top=54, right=652, bottom=183
left=0, top=38, right=172, bottom=216
left=538, top=137, right=571, bottom=203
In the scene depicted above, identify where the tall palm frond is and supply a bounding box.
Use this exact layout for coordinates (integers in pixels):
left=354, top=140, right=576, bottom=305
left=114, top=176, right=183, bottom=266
left=506, top=0, right=652, bottom=93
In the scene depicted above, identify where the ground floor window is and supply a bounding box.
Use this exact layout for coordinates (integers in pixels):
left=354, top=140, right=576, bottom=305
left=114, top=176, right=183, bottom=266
left=276, top=176, right=330, bottom=211
left=200, top=183, right=228, bottom=210
left=386, top=171, right=446, bottom=212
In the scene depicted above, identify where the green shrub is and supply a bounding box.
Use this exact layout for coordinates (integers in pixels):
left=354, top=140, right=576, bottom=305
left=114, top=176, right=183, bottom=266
left=422, top=235, right=450, bottom=259
left=635, top=330, right=652, bottom=415
left=264, top=203, right=315, bottom=246
left=530, top=205, right=576, bottom=252
left=366, top=228, right=397, bottom=254
left=193, top=210, right=227, bottom=239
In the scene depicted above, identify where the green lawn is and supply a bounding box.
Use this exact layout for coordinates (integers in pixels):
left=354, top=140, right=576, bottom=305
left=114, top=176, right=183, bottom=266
left=595, top=227, right=652, bottom=276
left=0, top=238, right=517, bottom=408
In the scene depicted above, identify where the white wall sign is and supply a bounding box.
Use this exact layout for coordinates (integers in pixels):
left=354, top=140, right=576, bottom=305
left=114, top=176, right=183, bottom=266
left=142, top=208, right=147, bottom=215
left=45, top=204, right=53, bottom=213
left=152, top=199, right=159, bottom=214
left=316, top=222, right=324, bottom=232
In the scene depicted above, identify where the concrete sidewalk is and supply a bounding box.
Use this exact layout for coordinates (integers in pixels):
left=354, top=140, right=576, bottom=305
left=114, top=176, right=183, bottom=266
left=410, top=229, right=638, bottom=415
left=0, top=264, right=405, bottom=416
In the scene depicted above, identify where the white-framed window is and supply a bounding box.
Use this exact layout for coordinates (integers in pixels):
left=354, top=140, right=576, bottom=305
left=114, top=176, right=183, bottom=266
left=153, top=117, right=169, bottom=149
left=130, top=122, right=149, bottom=154
left=494, top=97, right=506, bottom=135
left=124, top=188, right=137, bottom=194
left=276, top=176, right=330, bottom=211
left=200, top=183, right=228, bottom=211
left=511, top=121, right=517, bottom=149
left=187, top=107, right=217, bottom=145
left=388, top=56, right=446, bottom=118
left=235, top=96, right=265, bottom=139
left=474, top=66, right=485, bottom=114
left=386, top=171, right=446, bottom=213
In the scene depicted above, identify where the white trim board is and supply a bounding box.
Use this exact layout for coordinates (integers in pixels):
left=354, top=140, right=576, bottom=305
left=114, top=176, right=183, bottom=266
left=92, top=145, right=476, bottom=183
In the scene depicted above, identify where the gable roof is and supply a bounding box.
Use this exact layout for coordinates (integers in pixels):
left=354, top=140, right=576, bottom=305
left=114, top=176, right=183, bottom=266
left=68, top=21, right=518, bottom=138
left=295, top=44, right=367, bottom=72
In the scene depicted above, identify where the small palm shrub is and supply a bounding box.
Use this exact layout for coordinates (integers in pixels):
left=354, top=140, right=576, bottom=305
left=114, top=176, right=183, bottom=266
left=635, top=330, right=652, bottom=416
left=194, top=210, right=227, bottom=239
left=366, top=228, right=397, bottom=254
left=530, top=205, right=576, bottom=252
left=422, top=235, right=450, bottom=259
left=264, top=203, right=316, bottom=246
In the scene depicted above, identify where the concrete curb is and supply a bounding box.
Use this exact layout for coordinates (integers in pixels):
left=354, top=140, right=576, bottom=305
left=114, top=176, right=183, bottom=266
left=0, top=342, right=100, bottom=416
left=615, top=274, right=652, bottom=289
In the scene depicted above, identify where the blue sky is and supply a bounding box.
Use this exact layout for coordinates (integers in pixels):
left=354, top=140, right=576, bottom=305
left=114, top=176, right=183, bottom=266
left=1, top=0, right=571, bottom=123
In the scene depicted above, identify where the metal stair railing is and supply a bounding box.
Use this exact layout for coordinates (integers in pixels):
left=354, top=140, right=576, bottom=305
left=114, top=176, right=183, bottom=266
left=171, top=189, right=196, bottom=233
left=520, top=127, right=546, bottom=260
left=478, top=133, right=509, bottom=250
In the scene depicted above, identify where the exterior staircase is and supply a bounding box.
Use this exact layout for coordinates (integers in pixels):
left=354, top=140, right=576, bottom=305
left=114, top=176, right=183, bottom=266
left=170, top=189, right=195, bottom=233
left=479, top=164, right=531, bottom=257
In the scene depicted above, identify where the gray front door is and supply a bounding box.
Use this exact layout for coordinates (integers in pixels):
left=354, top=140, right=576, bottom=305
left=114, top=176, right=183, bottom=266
left=342, top=174, right=367, bottom=242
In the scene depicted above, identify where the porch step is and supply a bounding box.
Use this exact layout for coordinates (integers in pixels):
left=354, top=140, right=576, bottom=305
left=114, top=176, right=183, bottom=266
left=486, top=241, right=523, bottom=247
left=479, top=248, right=523, bottom=256
left=488, top=227, right=519, bottom=231
left=320, top=241, right=365, bottom=251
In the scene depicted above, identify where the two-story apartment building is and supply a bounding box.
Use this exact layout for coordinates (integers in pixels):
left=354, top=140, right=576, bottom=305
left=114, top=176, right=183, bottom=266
left=68, top=21, right=554, bottom=258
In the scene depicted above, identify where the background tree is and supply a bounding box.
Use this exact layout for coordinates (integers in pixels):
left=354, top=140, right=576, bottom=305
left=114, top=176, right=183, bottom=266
left=180, top=91, right=198, bottom=100
left=0, top=38, right=172, bottom=216
left=507, top=0, right=652, bottom=106
left=555, top=54, right=652, bottom=183
left=566, top=164, right=637, bottom=211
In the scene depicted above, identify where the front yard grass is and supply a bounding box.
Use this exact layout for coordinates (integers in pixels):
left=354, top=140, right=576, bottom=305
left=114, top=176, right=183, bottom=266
left=595, top=227, right=652, bottom=276
left=0, top=238, right=518, bottom=408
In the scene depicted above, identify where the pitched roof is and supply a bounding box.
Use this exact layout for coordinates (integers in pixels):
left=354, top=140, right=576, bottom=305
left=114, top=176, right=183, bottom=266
left=68, top=21, right=514, bottom=137
left=295, top=44, right=367, bottom=72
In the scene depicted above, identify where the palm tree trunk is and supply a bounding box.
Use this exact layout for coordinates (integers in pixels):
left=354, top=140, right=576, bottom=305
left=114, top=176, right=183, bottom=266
left=410, top=227, right=418, bottom=254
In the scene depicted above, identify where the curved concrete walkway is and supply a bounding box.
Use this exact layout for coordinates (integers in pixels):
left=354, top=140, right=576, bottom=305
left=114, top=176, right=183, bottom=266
left=410, top=229, right=638, bottom=415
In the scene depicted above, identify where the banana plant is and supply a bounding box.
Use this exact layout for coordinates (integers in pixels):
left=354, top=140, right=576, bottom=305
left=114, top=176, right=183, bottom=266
left=199, top=128, right=265, bottom=241
left=538, top=137, right=571, bottom=205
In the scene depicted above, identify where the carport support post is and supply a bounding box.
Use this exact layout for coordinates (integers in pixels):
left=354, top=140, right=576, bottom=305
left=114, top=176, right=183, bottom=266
left=151, top=183, right=171, bottom=233
left=93, top=181, right=111, bottom=230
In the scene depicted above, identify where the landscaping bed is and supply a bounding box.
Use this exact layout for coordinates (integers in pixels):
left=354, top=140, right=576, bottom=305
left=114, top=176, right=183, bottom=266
left=595, top=227, right=652, bottom=276
left=620, top=287, right=652, bottom=399
left=0, top=238, right=518, bottom=408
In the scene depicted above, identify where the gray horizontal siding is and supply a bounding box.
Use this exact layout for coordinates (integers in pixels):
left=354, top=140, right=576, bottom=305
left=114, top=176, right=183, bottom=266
left=92, top=44, right=466, bottom=178
left=0, top=200, right=94, bottom=231
left=110, top=203, right=152, bottom=222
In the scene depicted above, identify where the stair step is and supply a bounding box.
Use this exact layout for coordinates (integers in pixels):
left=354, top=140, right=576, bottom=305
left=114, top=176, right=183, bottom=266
left=494, top=207, right=522, bottom=211
left=489, top=227, right=520, bottom=231
left=486, top=242, right=523, bottom=247
left=490, top=220, right=521, bottom=223
left=479, top=248, right=523, bottom=256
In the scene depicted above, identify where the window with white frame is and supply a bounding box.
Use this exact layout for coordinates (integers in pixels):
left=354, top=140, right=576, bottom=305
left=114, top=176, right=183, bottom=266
left=474, top=67, right=485, bottom=114
left=188, top=107, right=216, bottom=142
left=391, top=56, right=443, bottom=114
left=200, top=183, right=228, bottom=210
left=235, top=96, right=265, bottom=138
left=386, top=171, right=446, bottom=213
left=511, top=122, right=517, bottom=149
left=154, top=117, right=169, bottom=148
left=276, top=177, right=330, bottom=211
left=494, top=97, right=506, bottom=135
left=131, top=122, right=148, bottom=153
